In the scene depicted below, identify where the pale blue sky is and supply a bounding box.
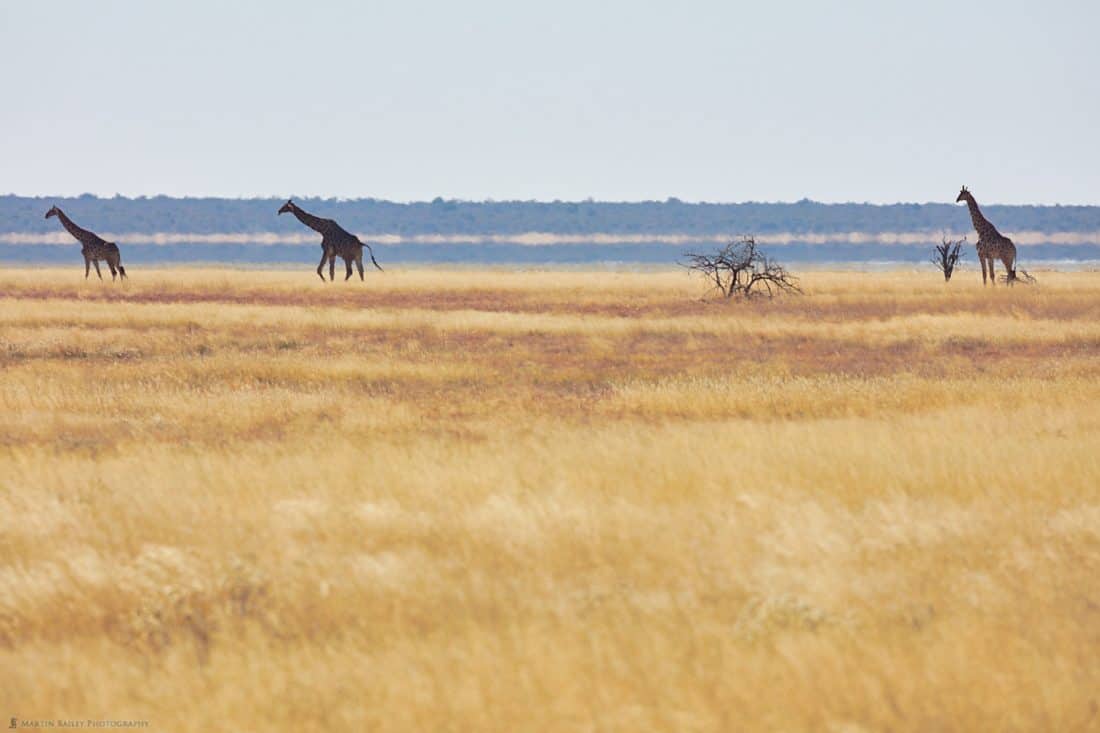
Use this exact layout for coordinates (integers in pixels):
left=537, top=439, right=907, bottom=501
left=2, top=0, right=1096, bottom=204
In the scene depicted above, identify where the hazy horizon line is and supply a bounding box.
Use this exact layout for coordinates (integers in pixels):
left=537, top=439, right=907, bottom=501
left=5, top=193, right=1100, bottom=208
left=7, top=231, right=1100, bottom=247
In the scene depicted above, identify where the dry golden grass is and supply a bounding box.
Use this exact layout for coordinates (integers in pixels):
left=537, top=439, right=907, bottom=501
left=1, top=266, right=1099, bottom=732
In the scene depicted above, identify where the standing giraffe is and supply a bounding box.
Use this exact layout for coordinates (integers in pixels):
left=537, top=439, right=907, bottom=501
left=955, top=186, right=1016, bottom=285
left=45, top=206, right=127, bottom=280
left=277, top=199, right=382, bottom=281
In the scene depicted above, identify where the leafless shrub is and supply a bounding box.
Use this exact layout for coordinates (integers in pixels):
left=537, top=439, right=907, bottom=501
left=683, top=235, right=801, bottom=299
left=932, top=235, right=965, bottom=281
left=1000, top=268, right=1037, bottom=285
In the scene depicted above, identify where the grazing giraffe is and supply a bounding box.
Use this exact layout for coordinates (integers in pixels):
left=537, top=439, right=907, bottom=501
left=45, top=206, right=127, bottom=280
left=277, top=199, right=383, bottom=281
left=955, top=186, right=1016, bottom=285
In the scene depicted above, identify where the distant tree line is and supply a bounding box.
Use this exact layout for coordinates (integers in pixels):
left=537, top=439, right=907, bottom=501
left=3, top=194, right=1099, bottom=236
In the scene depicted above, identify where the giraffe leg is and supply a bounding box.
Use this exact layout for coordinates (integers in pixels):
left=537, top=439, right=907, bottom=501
left=93, top=260, right=103, bottom=280
left=355, top=255, right=364, bottom=281
left=316, top=251, right=328, bottom=281
left=108, top=254, right=124, bottom=280
left=108, top=261, right=118, bottom=281
left=344, top=256, right=354, bottom=281
left=988, top=257, right=996, bottom=286
left=84, top=258, right=91, bottom=279
left=329, top=253, right=336, bottom=281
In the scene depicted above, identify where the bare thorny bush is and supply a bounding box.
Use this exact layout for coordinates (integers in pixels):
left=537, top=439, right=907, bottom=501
left=683, top=235, right=801, bottom=299
left=932, top=235, right=965, bottom=281
left=1001, top=269, right=1038, bottom=285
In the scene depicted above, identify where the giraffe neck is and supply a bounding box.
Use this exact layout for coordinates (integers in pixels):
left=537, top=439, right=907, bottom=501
left=54, top=209, right=97, bottom=243
left=963, top=195, right=1002, bottom=240
left=289, top=204, right=328, bottom=233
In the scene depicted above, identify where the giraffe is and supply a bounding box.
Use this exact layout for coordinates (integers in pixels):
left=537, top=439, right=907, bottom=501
left=45, top=206, right=127, bottom=280
left=277, top=199, right=383, bottom=281
left=955, top=186, right=1016, bottom=285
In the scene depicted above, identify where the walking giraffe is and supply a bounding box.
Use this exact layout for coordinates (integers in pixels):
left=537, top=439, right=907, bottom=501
left=956, top=186, right=1016, bottom=285
left=45, top=206, right=127, bottom=280
left=277, top=199, right=383, bottom=281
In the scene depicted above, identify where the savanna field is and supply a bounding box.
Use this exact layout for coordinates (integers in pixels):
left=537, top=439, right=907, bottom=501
left=1, top=266, right=1099, bottom=732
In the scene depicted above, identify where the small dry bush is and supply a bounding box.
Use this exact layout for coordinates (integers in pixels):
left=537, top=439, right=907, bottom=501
left=683, top=236, right=801, bottom=299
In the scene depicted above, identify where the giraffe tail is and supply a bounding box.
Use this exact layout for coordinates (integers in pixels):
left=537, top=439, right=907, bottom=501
left=366, top=244, right=383, bottom=272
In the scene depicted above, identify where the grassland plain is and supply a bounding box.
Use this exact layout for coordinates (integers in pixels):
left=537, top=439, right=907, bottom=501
left=1, top=267, right=1099, bottom=732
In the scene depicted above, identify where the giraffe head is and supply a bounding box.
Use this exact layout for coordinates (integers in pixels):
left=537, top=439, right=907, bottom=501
left=278, top=199, right=295, bottom=215
left=955, top=186, right=971, bottom=203
left=45, top=205, right=60, bottom=219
